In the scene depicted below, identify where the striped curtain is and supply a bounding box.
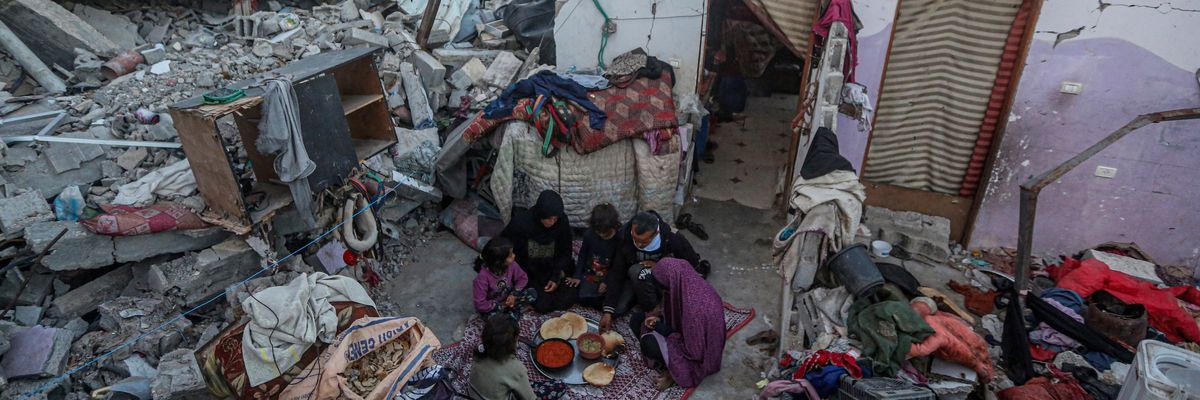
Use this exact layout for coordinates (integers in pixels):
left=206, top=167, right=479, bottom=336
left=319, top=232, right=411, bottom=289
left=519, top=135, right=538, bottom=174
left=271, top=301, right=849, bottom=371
left=863, top=0, right=1022, bottom=194
left=754, top=0, right=820, bottom=52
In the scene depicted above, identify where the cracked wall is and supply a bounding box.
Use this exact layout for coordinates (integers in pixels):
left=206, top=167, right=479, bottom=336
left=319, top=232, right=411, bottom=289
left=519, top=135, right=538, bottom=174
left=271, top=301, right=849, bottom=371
left=970, top=0, right=1200, bottom=266
left=552, top=0, right=706, bottom=95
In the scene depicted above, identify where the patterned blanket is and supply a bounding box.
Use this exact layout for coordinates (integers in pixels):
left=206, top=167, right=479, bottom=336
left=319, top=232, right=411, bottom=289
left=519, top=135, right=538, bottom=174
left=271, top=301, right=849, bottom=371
left=432, top=304, right=755, bottom=400
left=464, top=74, right=678, bottom=155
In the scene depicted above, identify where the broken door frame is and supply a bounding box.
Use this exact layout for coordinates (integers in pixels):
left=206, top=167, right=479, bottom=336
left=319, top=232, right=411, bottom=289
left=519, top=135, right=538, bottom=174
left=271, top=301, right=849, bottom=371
left=858, top=0, right=1045, bottom=244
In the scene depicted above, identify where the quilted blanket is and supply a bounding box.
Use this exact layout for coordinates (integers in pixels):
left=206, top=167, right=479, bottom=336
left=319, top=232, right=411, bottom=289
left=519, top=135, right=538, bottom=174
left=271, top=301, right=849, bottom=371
left=465, top=73, right=678, bottom=154
left=491, top=122, right=682, bottom=228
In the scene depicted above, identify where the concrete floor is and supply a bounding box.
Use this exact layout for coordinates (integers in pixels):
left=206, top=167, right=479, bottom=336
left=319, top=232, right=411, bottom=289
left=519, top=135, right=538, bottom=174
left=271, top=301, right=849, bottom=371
left=383, top=198, right=784, bottom=398
left=693, top=94, right=797, bottom=210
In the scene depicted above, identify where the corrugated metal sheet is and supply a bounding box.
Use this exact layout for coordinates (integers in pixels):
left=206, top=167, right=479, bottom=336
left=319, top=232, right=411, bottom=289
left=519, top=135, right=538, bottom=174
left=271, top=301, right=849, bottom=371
left=960, top=0, right=1034, bottom=197
left=755, top=0, right=819, bottom=52
left=863, top=0, right=1022, bottom=195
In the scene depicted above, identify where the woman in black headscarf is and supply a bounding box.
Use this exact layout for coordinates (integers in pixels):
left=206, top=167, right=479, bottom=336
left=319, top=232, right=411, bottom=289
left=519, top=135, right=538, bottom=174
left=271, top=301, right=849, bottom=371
left=499, top=190, right=578, bottom=313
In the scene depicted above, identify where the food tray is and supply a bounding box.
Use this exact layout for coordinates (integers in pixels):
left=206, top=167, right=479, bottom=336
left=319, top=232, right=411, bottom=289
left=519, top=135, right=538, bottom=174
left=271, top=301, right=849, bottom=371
left=531, top=318, right=616, bottom=384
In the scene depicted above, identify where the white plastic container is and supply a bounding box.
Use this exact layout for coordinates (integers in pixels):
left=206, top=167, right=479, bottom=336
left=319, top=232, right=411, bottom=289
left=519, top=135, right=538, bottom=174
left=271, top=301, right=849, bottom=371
left=871, top=240, right=892, bottom=258
left=1117, top=340, right=1200, bottom=400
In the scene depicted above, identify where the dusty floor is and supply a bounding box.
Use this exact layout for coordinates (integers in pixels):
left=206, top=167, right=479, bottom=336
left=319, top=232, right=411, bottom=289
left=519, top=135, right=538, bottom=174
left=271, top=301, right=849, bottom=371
left=693, top=94, right=797, bottom=210
left=383, top=198, right=784, bottom=398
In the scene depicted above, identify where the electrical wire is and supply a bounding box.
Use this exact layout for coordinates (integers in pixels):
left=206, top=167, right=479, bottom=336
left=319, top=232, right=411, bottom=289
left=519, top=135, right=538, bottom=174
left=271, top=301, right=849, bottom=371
left=18, top=176, right=413, bottom=400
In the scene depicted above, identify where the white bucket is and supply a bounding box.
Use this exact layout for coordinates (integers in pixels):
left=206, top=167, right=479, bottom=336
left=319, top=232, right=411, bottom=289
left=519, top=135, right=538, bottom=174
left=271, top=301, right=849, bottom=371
left=871, top=240, right=892, bottom=258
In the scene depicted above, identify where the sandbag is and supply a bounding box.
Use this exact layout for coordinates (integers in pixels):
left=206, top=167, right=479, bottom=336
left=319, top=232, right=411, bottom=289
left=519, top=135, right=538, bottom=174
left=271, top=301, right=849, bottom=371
left=278, top=317, right=441, bottom=400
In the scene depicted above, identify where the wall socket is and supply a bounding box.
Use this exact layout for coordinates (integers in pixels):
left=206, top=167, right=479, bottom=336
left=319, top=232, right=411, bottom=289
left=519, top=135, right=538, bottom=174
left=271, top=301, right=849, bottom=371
left=1060, top=81, right=1083, bottom=94
left=1095, top=165, right=1117, bottom=178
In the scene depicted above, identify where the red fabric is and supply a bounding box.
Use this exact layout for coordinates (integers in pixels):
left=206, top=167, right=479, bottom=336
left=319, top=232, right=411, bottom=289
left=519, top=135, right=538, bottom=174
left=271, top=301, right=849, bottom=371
left=949, top=281, right=999, bottom=315
left=1045, top=257, right=1085, bottom=282
left=999, top=377, right=1091, bottom=400
left=908, top=302, right=994, bottom=382
left=463, top=74, right=678, bottom=154
left=1057, top=258, right=1200, bottom=343
left=790, top=350, right=862, bottom=380
left=812, top=0, right=857, bottom=83
left=1029, top=344, right=1057, bottom=362
left=81, top=202, right=208, bottom=236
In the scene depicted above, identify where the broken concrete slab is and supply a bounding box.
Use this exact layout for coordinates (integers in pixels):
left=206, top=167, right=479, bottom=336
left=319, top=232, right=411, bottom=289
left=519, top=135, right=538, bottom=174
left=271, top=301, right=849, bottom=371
left=863, top=206, right=951, bottom=262
left=400, top=62, right=434, bottom=128
left=0, top=0, right=120, bottom=71
left=410, top=50, right=446, bottom=92
left=432, top=48, right=504, bottom=66
left=117, top=147, right=149, bottom=171
left=151, top=349, right=206, bottom=400
left=1, top=155, right=104, bottom=200
left=0, top=326, right=73, bottom=379
left=113, top=227, right=230, bottom=263
left=72, top=4, right=143, bottom=50
left=27, top=221, right=115, bottom=271
left=145, top=114, right=178, bottom=141
left=148, top=238, right=261, bottom=305
left=13, top=305, right=43, bottom=326
left=43, top=131, right=106, bottom=174
left=0, top=190, right=53, bottom=236
left=481, top=51, right=521, bottom=88
left=47, top=264, right=132, bottom=319
left=343, top=29, right=389, bottom=48
left=1082, top=249, right=1162, bottom=285
left=62, top=318, right=88, bottom=340
left=92, top=296, right=190, bottom=361
left=140, top=46, right=167, bottom=65
left=0, top=269, right=54, bottom=307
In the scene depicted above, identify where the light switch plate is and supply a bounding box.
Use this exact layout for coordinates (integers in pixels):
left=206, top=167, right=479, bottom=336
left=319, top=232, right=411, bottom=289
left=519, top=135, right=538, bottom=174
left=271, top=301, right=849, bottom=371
left=1095, top=165, right=1117, bottom=178
left=1060, top=81, right=1083, bottom=94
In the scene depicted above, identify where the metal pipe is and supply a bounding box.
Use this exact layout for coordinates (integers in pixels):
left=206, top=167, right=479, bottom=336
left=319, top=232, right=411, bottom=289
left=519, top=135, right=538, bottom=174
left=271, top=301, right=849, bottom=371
left=0, top=20, right=67, bottom=93
left=1014, top=107, right=1200, bottom=292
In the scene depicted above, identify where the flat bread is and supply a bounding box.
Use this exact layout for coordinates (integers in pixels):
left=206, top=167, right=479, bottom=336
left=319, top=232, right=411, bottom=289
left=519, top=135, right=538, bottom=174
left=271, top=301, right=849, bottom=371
left=601, top=331, right=625, bottom=352
left=540, top=318, right=573, bottom=340
left=561, top=312, right=588, bottom=339
left=583, top=362, right=615, bottom=386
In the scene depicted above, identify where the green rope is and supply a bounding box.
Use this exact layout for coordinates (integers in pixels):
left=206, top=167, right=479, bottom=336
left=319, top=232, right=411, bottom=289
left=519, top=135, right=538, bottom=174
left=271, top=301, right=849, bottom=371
left=591, top=0, right=611, bottom=69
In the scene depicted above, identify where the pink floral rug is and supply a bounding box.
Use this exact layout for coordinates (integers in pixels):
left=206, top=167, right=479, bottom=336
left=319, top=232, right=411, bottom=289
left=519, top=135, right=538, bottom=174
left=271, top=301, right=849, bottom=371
left=432, top=304, right=755, bottom=399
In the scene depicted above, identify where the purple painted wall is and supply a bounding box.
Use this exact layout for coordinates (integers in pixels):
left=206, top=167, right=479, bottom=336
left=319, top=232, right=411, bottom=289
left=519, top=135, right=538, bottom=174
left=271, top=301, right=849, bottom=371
left=970, top=37, right=1200, bottom=266
left=835, top=22, right=892, bottom=171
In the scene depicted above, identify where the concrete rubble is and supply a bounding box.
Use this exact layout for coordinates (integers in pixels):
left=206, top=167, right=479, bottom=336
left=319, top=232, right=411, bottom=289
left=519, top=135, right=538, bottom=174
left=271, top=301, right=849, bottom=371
left=0, top=0, right=523, bottom=398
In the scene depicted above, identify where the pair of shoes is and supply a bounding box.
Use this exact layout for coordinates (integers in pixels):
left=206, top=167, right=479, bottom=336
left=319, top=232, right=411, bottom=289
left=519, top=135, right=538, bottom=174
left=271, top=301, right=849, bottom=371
left=674, top=213, right=709, bottom=241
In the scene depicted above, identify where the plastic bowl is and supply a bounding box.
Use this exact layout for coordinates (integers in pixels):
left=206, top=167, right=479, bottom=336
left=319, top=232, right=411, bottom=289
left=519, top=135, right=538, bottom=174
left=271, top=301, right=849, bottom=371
left=576, top=333, right=605, bottom=360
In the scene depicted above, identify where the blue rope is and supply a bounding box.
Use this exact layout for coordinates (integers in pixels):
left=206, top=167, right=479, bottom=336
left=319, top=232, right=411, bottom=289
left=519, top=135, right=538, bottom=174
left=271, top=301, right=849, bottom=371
left=19, top=177, right=411, bottom=400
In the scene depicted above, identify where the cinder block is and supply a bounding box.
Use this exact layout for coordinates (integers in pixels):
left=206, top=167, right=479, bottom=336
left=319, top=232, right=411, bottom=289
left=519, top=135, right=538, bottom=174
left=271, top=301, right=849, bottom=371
left=863, top=206, right=951, bottom=262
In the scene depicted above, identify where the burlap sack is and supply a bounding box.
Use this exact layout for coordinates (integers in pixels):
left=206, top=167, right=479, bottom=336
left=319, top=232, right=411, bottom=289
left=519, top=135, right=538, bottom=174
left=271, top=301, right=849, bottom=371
left=279, top=317, right=440, bottom=400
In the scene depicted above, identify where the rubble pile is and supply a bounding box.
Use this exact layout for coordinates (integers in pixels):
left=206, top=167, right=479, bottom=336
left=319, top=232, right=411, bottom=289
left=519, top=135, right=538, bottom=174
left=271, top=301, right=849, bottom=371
left=760, top=203, right=1200, bottom=399
left=0, top=0, right=538, bottom=397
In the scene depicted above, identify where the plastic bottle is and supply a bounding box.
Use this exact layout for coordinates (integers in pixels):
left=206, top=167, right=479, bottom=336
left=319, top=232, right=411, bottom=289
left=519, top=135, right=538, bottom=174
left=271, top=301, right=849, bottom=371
left=54, top=186, right=85, bottom=221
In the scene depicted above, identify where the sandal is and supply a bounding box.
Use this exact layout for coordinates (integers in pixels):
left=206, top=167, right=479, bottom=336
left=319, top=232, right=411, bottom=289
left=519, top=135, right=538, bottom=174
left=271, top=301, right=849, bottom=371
left=673, top=213, right=709, bottom=241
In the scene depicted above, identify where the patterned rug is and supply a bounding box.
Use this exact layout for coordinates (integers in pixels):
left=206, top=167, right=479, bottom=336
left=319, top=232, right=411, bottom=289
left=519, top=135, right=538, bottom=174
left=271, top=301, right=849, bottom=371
left=432, top=304, right=755, bottom=400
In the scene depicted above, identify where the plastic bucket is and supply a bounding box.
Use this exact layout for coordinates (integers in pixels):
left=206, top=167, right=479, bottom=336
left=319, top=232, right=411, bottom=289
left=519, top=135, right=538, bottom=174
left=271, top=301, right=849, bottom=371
left=826, top=244, right=884, bottom=298
left=871, top=240, right=892, bottom=258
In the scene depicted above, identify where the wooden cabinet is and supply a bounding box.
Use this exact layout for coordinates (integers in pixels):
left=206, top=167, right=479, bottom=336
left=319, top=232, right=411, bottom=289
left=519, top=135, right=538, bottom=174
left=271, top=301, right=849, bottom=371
left=169, top=47, right=395, bottom=234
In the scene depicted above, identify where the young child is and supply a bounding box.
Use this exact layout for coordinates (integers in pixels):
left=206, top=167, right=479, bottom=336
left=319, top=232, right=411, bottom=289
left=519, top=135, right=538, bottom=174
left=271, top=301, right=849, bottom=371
left=469, top=314, right=537, bottom=399
left=473, top=237, right=537, bottom=320
left=566, top=204, right=621, bottom=308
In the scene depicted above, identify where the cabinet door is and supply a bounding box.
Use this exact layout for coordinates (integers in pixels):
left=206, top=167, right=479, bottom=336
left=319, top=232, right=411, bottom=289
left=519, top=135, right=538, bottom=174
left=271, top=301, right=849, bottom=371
left=294, top=74, right=357, bottom=192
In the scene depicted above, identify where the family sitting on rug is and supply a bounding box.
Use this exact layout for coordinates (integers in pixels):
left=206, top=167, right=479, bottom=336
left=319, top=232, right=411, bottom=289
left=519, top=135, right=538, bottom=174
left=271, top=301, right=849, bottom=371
left=469, top=190, right=727, bottom=396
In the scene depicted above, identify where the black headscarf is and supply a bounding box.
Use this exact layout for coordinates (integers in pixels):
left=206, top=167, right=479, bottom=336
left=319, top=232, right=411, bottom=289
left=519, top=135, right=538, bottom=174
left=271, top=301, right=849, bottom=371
left=500, top=190, right=572, bottom=286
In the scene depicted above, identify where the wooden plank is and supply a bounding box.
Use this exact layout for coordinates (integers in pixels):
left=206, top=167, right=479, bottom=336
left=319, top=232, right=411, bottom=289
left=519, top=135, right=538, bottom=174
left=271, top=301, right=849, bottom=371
left=346, top=98, right=395, bottom=142
left=341, top=94, right=383, bottom=115
left=352, top=138, right=393, bottom=161
left=293, top=74, right=356, bottom=192
left=231, top=105, right=279, bottom=183
left=169, top=108, right=249, bottom=230
left=862, top=180, right=972, bottom=242
left=330, top=55, right=385, bottom=96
